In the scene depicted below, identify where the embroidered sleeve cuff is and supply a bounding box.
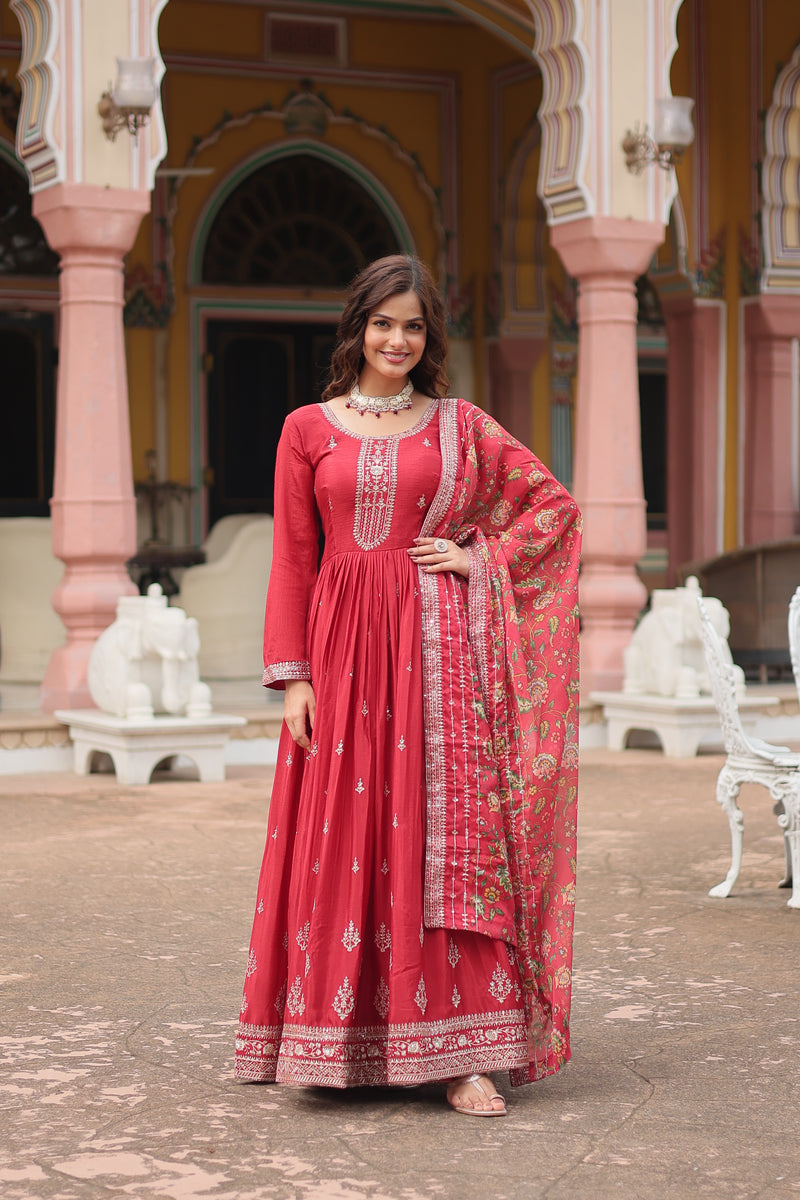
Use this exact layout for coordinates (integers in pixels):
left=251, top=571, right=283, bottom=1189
left=262, top=661, right=312, bottom=689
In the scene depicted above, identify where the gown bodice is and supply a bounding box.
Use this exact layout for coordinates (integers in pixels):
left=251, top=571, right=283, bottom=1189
left=310, top=400, right=442, bottom=557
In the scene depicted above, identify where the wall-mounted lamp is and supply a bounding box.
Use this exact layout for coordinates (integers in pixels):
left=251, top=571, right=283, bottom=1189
left=98, top=58, right=157, bottom=142
left=623, top=97, right=695, bottom=174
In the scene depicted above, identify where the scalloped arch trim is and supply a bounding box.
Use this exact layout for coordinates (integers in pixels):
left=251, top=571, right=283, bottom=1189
left=762, top=40, right=800, bottom=292
left=526, top=0, right=591, bottom=223
left=9, top=0, right=63, bottom=190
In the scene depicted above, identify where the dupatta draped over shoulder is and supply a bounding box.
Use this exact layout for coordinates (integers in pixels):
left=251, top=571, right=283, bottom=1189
left=420, top=398, right=582, bottom=1085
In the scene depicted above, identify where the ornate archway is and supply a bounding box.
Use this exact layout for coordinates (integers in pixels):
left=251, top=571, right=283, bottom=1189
left=200, top=151, right=402, bottom=288
left=191, top=146, right=408, bottom=528
left=190, top=140, right=413, bottom=289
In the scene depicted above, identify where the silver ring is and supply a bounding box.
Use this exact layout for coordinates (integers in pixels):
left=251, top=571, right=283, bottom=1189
left=433, top=538, right=448, bottom=554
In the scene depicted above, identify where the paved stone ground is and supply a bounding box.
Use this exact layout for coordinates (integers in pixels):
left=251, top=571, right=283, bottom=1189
left=2, top=750, right=799, bottom=1200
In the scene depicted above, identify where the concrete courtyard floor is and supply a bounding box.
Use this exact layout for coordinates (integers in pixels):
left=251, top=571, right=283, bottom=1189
left=1, top=749, right=799, bottom=1200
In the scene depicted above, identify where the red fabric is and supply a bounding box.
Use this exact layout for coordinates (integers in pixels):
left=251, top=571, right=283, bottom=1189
left=235, top=398, right=580, bottom=1088
left=418, top=400, right=582, bottom=1084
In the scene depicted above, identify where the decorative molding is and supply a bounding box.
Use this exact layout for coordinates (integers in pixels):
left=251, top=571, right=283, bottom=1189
left=169, top=84, right=444, bottom=305
left=527, top=0, right=591, bottom=223
left=0, top=721, right=71, bottom=750
left=761, top=39, right=800, bottom=293
left=739, top=226, right=760, bottom=297
left=9, top=0, right=63, bottom=191
left=695, top=229, right=726, bottom=300
left=124, top=262, right=170, bottom=328
left=160, top=55, right=458, bottom=292
left=134, top=88, right=435, bottom=327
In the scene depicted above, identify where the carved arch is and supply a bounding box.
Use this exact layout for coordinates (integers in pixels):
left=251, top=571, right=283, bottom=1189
left=525, top=0, right=591, bottom=223
left=10, top=0, right=170, bottom=192
left=762, top=40, right=800, bottom=292
left=9, top=0, right=63, bottom=190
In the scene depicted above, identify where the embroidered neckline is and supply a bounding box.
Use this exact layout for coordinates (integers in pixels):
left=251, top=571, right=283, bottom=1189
left=320, top=398, right=440, bottom=442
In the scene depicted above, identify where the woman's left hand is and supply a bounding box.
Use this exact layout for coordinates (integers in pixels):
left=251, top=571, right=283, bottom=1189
left=408, top=537, right=469, bottom=579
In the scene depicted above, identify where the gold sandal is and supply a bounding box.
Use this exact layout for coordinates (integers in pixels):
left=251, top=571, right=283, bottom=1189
left=446, top=1073, right=507, bottom=1117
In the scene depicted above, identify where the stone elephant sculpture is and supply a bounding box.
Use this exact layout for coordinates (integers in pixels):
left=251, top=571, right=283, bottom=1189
left=623, top=576, right=744, bottom=699
left=88, top=584, right=212, bottom=719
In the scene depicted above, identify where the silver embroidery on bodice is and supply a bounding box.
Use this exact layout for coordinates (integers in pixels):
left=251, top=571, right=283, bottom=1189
left=353, top=436, right=400, bottom=550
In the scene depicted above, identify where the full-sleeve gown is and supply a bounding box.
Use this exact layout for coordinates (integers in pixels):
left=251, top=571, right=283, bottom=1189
left=234, top=399, right=533, bottom=1087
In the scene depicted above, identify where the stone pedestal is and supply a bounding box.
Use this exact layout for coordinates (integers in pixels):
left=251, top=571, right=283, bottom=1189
left=591, top=691, right=779, bottom=758
left=55, top=709, right=247, bottom=786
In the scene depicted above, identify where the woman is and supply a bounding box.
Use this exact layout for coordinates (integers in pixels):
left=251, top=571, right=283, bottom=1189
left=234, top=255, right=581, bottom=1116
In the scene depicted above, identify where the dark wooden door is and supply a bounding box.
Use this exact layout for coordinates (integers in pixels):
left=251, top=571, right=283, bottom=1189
left=0, top=311, right=56, bottom=517
left=205, top=320, right=335, bottom=527
left=639, top=369, right=667, bottom=532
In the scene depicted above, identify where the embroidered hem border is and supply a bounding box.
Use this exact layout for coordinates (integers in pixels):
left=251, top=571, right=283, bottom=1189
left=263, top=661, right=312, bottom=688
left=418, top=398, right=460, bottom=929
left=235, top=1008, right=528, bottom=1088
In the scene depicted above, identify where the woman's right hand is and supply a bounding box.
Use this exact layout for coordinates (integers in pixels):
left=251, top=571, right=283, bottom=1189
left=284, top=680, right=316, bottom=750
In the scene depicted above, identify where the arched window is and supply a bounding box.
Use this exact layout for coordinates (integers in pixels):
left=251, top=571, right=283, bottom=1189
left=201, top=153, right=400, bottom=286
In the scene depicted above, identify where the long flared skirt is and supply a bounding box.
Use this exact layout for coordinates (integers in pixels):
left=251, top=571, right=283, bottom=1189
left=235, top=548, right=528, bottom=1087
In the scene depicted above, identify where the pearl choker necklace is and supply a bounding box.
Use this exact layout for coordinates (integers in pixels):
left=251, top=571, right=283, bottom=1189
left=345, top=379, right=414, bottom=417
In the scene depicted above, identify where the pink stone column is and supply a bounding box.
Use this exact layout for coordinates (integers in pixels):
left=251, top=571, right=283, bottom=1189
left=662, top=296, right=724, bottom=576
left=487, top=337, right=547, bottom=449
left=551, top=215, right=664, bottom=696
left=744, top=296, right=800, bottom=543
left=33, top=183, right=151, bottom=712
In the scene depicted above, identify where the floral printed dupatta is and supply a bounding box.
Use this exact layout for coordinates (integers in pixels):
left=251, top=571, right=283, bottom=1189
left=418, top=398, right=582, bottom=1085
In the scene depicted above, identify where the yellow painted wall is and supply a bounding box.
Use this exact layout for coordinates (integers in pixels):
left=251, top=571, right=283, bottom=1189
left=127, top=1, right=530, bottom=490
left=667, top=0, right=800, bottom=551
left=762, top=1, right=800, bottom=109
left=126, top=327, right=155, bottom=476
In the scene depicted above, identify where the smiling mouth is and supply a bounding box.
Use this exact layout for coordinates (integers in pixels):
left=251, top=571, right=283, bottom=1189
left=382, top=351, right=408, bottom=361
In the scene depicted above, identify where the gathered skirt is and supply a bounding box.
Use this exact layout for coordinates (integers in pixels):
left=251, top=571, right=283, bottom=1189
left=235, top=547, right=529, bottom=1087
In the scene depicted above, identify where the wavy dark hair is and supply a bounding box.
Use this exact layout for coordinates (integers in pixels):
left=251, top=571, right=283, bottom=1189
left=322, top=254, right=450, bottom=402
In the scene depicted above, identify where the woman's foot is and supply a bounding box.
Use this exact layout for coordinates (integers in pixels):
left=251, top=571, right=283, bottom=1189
left=446, top=1073, right=507, bottom=1117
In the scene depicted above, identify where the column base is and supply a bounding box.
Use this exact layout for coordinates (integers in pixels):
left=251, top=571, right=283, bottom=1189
left=40, top=642, right=95, bottom=712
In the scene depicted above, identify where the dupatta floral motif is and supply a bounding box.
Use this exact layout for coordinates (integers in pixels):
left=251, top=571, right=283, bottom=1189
left=419, top=398, right=582, bottom=1085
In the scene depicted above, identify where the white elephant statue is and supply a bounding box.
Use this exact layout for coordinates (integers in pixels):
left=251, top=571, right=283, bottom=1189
left=623, top=576, right=745, bottom=700
left=88, top=583, right=212, bottom=720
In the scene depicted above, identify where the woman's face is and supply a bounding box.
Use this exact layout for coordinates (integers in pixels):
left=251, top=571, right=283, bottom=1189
left=360, top=289, right=427, bottom=390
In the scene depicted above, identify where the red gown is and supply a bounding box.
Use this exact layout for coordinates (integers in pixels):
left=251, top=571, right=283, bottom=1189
left=234, top=399, right=529, bottom=1087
